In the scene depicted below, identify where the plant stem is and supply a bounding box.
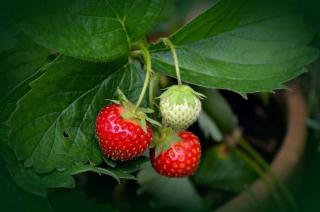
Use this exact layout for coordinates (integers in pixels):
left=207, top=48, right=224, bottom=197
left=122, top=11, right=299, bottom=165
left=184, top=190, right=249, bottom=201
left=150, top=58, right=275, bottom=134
left=162, top=38, right=182, bottom=85
left=149, top=73, right=155, bottom=110
left=234, top=148, right=287, bottom=211
left=238, top=138, right=298, bottom=211
left=135, top=43, right=152, bottom=109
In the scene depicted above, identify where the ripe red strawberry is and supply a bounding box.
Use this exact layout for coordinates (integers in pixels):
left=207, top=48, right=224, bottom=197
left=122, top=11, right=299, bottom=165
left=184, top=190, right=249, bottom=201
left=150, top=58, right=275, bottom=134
left=96, top=104, right=153, bottom=161
left=150, top=131, right=201, bottom=177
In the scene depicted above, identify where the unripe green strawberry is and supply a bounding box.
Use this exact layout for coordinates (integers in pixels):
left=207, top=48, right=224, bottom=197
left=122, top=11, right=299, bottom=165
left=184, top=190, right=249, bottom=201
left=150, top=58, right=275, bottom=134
left=160, top=85, right=204, bottom=132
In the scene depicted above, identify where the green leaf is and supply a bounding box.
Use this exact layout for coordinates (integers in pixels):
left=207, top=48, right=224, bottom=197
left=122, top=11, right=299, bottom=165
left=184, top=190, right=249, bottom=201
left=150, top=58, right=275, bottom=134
left=112, top=156, right=149, bottom=174
left=103, top=156, right=148, bottom=174
left=151, top=0, right=319, bottom=95
left=0, top=34, right=49, bottom=118
left=0, top=142, right=49, bottom=196
left=23, top=0, right=165, bottom=62
left=0, top=159, right=53, bottom=212
left=0, top=161, right=114, bottom=212
left=0, top=36, right=142, bottom=194
left=197, top=111, right=223, bottom=141
left=9, top=57, right=145, bottom=174
left=120, top=0, right=166, bottom=41
left=0, top=36, right=127, bottom=196
left=137, top=163, right=203, bottom=211
left=194, top=144, right=257, bottom=192
left=0, top=142, right=76, bottom=197
left=199, top=88, right=238, bottom=134
left=0, top=124, right=8, bottom=142
left=0, top=35, right=69, bottom=196
left=0, top=21, right=19, bottom=53
left=67, top=164, right=136, bottom=183
left=307, top=118, right=320, bottom=130
left=49, top=190, right=114, bottom=212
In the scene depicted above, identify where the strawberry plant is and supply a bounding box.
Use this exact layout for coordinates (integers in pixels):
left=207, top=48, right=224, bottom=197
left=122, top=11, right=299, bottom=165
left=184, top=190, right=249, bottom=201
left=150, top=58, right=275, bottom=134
left=0, top=0, right=319, bottom=211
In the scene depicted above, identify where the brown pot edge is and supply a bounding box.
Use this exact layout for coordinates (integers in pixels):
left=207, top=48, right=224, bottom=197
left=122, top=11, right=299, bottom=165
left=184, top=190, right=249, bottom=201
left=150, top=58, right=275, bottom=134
left=216, top=86, right=308, bottom=212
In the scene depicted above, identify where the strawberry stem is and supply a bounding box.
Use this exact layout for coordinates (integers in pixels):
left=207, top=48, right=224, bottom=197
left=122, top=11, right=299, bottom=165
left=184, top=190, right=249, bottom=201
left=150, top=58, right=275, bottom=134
left=135, top=43, right=152, bottom=109
left=162, top=38, right=182, bottom=86
left=149, top=73, right=155, bottom=110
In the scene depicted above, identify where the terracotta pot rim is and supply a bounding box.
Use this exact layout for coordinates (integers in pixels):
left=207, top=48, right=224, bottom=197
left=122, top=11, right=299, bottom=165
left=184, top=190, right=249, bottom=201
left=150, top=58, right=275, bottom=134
left=216, top=86, right=307, bottom=212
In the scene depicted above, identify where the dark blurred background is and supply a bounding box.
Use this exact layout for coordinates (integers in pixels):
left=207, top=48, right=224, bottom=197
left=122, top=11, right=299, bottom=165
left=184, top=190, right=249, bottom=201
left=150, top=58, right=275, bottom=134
left=1, top=0, right=320, bottom=211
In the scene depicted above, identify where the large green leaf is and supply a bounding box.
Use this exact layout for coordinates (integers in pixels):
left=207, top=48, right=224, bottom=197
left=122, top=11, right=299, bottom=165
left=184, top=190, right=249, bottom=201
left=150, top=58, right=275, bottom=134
left=0, top=35, right=56, bottom=196
left=166, top=0, right=247, bottom=45
left=23, top=0, right=164, bottom=62
left=120, top=0, right=165, bottom=41
left=8, top=57, right=145, bottom=174
left=0, top=35, right=49, bottom=110
left=0, top=36, right=137, bottom=196
left=0, top=142, right=75, bottom=196
left=0, top=55, right=76, bottom=196
left=0, top=159, right=53, bottom=212
left=137, top=163, right=203, bottom=211
left=0, top=22, right=19, bottom=53
left=0, top=0, right=23, bottom=54
left=49, top=190, right=114, bottom=212
left=0, top=159, right=114, bottom=212
left=2, top=137, right=135, bottom=196
left=198, top=88, right=238, bottom=134
left=151, top=0, right=319, bottom=95
left=197, top=111, right=223, bottom=142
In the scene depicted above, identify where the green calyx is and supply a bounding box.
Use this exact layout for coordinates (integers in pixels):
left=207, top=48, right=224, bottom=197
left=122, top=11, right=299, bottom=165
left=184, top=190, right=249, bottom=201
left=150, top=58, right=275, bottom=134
left=160, top=85, right=205, bottom=107
left=114, top=89, right=161, bottom=132
left=152, top=127, right=182, bottom=158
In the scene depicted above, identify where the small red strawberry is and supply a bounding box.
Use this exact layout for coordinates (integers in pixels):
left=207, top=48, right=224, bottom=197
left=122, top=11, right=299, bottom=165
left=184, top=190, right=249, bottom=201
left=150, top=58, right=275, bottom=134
left=150, top=130, right=201, bottom=177
left=96, top=103, right=153, bottom=161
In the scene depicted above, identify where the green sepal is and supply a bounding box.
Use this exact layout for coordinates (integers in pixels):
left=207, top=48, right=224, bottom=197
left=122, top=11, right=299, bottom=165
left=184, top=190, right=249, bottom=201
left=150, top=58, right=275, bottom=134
left=192, top=90, right=206, bottom=100
left=105, top=99, right=120, bottom=104
left=103, top=157, right=117, bottom=168
left=117, top=88, right=129, bottom=103
left=159, top=85, right=205, bottom=107
left=115, top=89, right=161, bottom=132
left=140, top=118, right=147, bottom=133
left=153, top=127, right=182, bottom=158
left=145, top=117, right=162, bottom=127
left=140, top=108, right=154, bottom=113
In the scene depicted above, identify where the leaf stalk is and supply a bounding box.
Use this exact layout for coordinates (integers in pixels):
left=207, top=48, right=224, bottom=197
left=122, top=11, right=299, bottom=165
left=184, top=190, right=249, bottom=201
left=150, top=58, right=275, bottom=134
left=135, top=43, right=152, bottom=109
left=161, top=38, right=182, bottom=85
